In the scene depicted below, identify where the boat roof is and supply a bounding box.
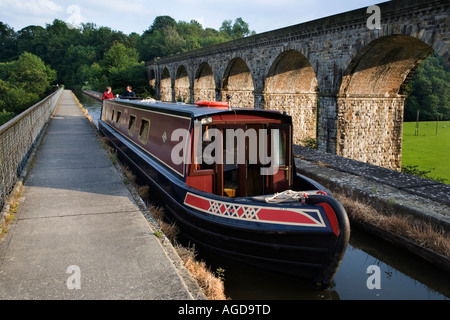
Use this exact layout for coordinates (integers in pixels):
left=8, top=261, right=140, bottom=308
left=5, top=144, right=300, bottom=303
left=112, top=99, right=289, bottom=120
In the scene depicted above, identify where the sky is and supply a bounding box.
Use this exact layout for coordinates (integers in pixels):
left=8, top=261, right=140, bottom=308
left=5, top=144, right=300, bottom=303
left=0, top=0, right=386, bottom=35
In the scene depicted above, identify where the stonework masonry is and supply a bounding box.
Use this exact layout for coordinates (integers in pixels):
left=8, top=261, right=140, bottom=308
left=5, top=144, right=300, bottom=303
left=146, top=0, right=449, bottom=171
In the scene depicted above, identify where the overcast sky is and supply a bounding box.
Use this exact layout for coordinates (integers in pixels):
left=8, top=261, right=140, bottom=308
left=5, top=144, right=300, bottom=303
left=0, top=0, right=386, bottom=35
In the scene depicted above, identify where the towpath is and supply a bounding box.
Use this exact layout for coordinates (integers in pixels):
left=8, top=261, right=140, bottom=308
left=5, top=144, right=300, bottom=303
left=0, top=90, right=203, bottom=300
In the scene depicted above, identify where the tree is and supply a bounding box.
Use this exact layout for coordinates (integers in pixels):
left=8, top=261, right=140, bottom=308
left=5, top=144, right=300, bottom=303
left=220, top=17, right=255, bottom=39
left=219, top=20, right=233, bottom=38
left=6, top=52, right=56, bottom=96
left=0, top=15, right=256, bottom=99
left=137, top=15, right=249, bottom=61
left=200, top=28, right=232, bottom=47
left=150, top=16, right=177, bottom=32
left=161, top=25, right=186, bottom=56
left=16, top=25, right=46, bottom=56
left=405, top=53, right=450, bottom=121
left=138, top=16, right=179, bottom=61
left=86, top=62, right=109, bottom=92
left=176, top=20, right=203, bottom=52
left=62, top=44, right=97, bottom=88
left=109, top=63, right=148, bottom=96
left=102, top=41, right=139, bottom=72
left=0, top=108, right=15, bottom=125
left=0, top=22, right=17, bottom=62
left=88, top=42, right=145, bottom=94
left=0, top=52, right=56, bottom=120
left=0, top=79, right=39, bottom=115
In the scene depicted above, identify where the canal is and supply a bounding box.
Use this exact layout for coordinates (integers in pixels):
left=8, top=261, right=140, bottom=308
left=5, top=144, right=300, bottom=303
left=75, top=91, right=450, bottom=300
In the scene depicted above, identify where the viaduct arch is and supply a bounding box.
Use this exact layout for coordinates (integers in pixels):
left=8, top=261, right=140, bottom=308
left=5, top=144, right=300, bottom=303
left=146, top=0, right=449, bottom=171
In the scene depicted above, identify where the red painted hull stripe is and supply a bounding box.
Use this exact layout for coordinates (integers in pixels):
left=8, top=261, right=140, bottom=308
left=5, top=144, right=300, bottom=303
left=258, top=208, right=317, bottom=225
left=320, top=202, right=340, bottom=237
left=184, top=192, right=326, bottom=227
left=185, top=193, right=210, bottom=211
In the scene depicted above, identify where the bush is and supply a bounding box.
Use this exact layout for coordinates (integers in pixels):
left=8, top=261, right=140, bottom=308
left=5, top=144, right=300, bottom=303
left=0, top=109, right=15, bottom=126
left=0, top=52, right=56, bottom=120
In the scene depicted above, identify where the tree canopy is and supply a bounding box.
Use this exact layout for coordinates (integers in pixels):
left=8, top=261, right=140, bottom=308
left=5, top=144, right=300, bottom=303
left=0, top=16, right=256, bottom=125
left=0, top=52, right=56, bottom=124
left=0, top=16, right=254, bottom=94
left=404, top=53, right=450, bottom=121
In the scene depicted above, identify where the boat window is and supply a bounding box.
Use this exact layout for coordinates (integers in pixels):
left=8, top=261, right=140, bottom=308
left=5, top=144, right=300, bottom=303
left=128, top=115, right=136, bottom=135
left=277, top=129, right=287, bottom=166
left=138, top=119, right=150, bottom=144
left=193, top=125, right=216, bottom=171
left=115, top=111, right=121, bottom=124
left=223, top=128, right=240, bottom=197
left=269, top=124, right=291, bottom=193
left=111, top=110, right=115, bottom=122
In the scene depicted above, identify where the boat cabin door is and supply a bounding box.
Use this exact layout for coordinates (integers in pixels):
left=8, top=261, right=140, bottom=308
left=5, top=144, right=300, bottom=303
left=218, top=124, right=291, bottom=197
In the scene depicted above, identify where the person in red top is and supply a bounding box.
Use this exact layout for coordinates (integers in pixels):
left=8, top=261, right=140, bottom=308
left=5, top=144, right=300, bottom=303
left=102, top=86, right=114, bottom=100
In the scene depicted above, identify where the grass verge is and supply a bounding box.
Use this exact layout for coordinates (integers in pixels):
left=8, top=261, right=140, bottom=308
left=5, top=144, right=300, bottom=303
left=0, top=182, right=22, bottom=241
left=334, top=192, right=450, bottom=258
left=402, top=121, right=450, bottom=184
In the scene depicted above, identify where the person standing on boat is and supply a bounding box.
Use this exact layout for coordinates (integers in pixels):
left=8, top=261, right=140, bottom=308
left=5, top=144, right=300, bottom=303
left=102, top=86, right=114, bottom=100
left=121, top=86, right=135, bottom=99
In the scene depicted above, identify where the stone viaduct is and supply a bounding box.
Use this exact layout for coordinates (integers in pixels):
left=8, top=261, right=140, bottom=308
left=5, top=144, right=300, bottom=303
left=145, top=0, right=449, bottom=171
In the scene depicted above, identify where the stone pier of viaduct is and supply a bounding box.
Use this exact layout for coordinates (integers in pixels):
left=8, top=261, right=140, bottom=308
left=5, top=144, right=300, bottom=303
left=145, top=0, right=449, bottom=171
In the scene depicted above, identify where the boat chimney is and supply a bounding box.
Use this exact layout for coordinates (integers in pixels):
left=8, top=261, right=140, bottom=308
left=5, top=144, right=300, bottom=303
left=226, top=95, right=232, bottom=110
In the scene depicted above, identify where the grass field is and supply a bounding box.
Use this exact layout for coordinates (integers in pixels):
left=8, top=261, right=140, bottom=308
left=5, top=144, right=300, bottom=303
left=402, top=121, right=450, bottom=184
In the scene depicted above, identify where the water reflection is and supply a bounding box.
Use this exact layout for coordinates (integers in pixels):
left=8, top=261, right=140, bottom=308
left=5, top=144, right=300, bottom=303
left=336, top=230, right=450, bottom=300
left=196, top=229, right=449, bottom=300
left=74, top=90, right=102, bottom=127
left=76, top=91, right=449, bottom=300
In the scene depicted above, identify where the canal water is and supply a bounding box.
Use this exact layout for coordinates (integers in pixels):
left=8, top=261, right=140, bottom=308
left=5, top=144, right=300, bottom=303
left=75, top=91, right=450, bottom=300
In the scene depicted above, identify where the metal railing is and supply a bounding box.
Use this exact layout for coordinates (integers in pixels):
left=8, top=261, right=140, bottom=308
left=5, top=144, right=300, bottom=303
left=0, top=87, right=64, bottom=210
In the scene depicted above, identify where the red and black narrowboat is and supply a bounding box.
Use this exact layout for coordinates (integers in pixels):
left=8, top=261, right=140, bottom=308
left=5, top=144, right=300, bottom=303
left=98, top=98, right=350, bottom=286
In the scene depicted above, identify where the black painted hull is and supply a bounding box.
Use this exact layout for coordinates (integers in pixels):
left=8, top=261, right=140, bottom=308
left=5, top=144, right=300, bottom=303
left=99, top=120, right=350, bottom=286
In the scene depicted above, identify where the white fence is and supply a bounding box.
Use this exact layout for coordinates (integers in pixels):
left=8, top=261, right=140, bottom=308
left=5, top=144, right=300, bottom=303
left=0, top=87, right=64, bottom=209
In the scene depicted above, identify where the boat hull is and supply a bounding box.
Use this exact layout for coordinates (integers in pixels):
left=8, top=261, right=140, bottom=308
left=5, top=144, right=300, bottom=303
left=99, top=119, right=350, bottom=286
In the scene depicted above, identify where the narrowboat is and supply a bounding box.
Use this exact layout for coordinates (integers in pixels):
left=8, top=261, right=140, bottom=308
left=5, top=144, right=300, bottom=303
left=98, top=98, right=350, bottom=286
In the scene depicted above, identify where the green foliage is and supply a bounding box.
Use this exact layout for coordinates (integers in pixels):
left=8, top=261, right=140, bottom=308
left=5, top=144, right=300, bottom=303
left=302, top=137, right=318, bottom=149
left=13, top=52, right=56, bottom=95
left=220, top=17, right=256, bottom=39
left=86, top=42, right=147, bottom=95
left=0, top=79, right=39, bottom=114
left=404, top=53, right=450, bottom=121
left=0, top=16, right=250, bottom=97
left=0, top=14, right=255, bottom=95
left=215, top=267, right=226, bottom=281
left=401, top=165, right=445, bottom=183
left=150, top=16, right=177, bottom=32
left=0, top=109, right=15, bottom=126
left=0, top=52, right=56, bottom=124
left=102, top=42, right=139, bottom=72
left=137, top=17, right=240, bottom=62
left=0, top=22, right=18, bottom=62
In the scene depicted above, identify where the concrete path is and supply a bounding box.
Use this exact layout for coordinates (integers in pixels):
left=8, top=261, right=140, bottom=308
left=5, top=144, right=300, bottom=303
left=0, top=90, right=201, bottom=300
